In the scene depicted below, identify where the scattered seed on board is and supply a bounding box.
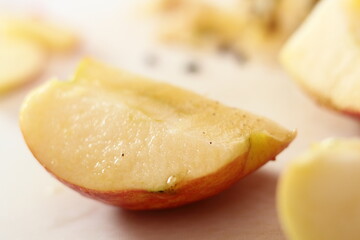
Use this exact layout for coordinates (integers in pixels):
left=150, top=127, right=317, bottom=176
left=186, top=61, right=200, bottom=74
left=233, top=51, right=248, bottom=64
left=144, top=54, right=158, bottom=67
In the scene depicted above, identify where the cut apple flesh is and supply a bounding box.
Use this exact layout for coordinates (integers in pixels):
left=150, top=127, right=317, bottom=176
left=0, top=37, right=45, bottom=93
left=281, top=0, right=360, bottom=117
left=278, top=139, right=360, bottom=240
left=20, top=59, right=295, bottom=209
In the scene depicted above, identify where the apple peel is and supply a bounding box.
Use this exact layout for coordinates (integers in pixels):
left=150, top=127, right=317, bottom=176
left=281, top=0, right=360, bottom=118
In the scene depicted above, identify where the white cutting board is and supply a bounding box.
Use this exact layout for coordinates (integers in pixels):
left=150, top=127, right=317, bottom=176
left=1, top=1, right=359, bottom=239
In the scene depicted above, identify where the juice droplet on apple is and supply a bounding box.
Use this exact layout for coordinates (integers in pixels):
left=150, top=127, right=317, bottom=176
left=113, top=156, right=120, bottom=165
left=166, top=176, right=177, bottom=186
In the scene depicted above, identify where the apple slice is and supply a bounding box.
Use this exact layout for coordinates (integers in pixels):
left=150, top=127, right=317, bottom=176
left=1, top=17, right=77, bottom=53
left=0, top=37, right=45, bottom=93
left=20, top=59, right=295, bottom=210
left=280, top=0, right=360, bottom=118
left=278, top=139, right=360, bottom=240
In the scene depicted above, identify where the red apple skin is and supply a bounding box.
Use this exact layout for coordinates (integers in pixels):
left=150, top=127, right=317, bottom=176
left=34, top=137, right=292, bottom=210
left=28, top=136, right=294, bottom=210
left=57, top=153, right=249, bottom=210
left=55, top=152, right=258, bottom=210
left=22, top=96, right=295, bottom=210
left=292, top=81, right=360, bottom=120
left=342, top=109, right=360, bottom=120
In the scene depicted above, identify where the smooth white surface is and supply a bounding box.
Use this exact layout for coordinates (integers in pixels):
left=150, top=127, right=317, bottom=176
left=1, top=1, right=360, bottom=239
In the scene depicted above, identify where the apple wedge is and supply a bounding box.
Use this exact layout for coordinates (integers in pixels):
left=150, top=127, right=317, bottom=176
left=1, top=17, right=77, bottom=53
left=281, top=0, right=360, bottom=118
left=0, top=37, right=45, bottom=93
left=20, top=59, right=295, bottom=210
left=278, top=139, right=360, bottom=240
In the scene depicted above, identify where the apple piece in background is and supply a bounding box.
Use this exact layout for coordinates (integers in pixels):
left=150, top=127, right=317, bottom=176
left=344, top=0, right=360, bottom=42
left=0, top=15, right=78, bottom=94
left=20, top=59, right=295, bottom=210
left=154, top=0, right=275, bottom=56
left=277, top=139, right=360, bottom=240
left=156, top=0, right=244, bottom=49
left=281, top=0, right=360, bottom=118
left=1, top=16, right=78, bottom=53
left=0, top=37, right=46, bottom=94
left=152, top=0, right=320, bottom=58
left=276, top=0, right=320, bottom=40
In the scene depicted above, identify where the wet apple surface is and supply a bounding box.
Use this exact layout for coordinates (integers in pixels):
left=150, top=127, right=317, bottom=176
left=20, top=59, right=295, bottom=209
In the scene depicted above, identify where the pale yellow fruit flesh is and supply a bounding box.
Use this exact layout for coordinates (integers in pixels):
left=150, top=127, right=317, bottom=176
left=157, top=0, right=244, bottom=48
left=155, top=0, right=319, bottom=56
left=20, top=59, right=295, bottom=192
left=281, top=0, right=360, bottom=113
left=1, top=17, right=77, bottom=53
left=276, top=0, right=319, bottom=38
left=278, top=139, right=360, bottom=240
left=344, top=0, right=360, bottom=41
left=0, top=37, right=45, bottom=93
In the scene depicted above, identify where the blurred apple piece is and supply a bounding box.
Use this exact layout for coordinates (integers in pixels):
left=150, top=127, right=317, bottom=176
left=278, top=138, right=360, bottom=240
left=152, top=0, right=319, bottom=57
left=344, top=0, right=360, bottom=42
left=1, top=16, right=77, bottom=53
left=20, top=59, right=295, bottom=210
left=281, top=0, right=360, bottom=118
left=0, top=15, right=78, bottom=93
left=154, top=0, right=274, bottom=55
left=0, top=37, right=45, bottom=93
